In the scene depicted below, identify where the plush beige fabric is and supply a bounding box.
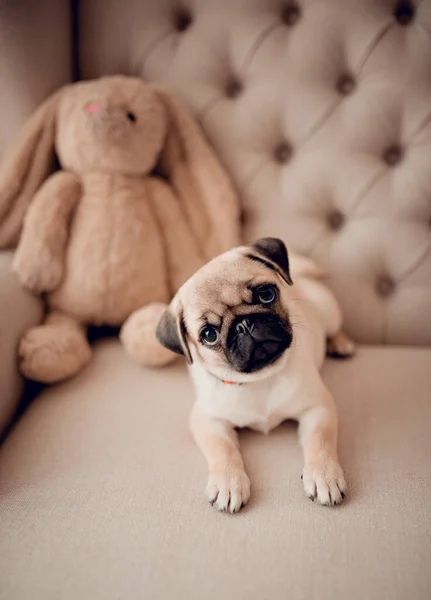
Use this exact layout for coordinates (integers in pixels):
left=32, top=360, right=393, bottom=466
left=0, top=253, right=42, bottom=435
left=1, top=1, right=430, bottom=599
left=0, top=76, right=239, bottom=382
left=78, top=0, right=431, bottom=346
left=0, top=343, right=430, bottom=600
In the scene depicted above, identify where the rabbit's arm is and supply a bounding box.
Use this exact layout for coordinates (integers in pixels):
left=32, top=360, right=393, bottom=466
left=147, top=178, right=205, bottom=293
left=13, top=171, right=81, bottom=294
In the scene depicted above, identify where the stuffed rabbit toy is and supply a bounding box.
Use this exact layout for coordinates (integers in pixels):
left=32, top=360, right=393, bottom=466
left=0, top=75, right=239, bottom=383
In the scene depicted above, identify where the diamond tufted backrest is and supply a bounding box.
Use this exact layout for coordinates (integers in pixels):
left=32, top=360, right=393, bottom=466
left=78, top=0, right=431, bottom=345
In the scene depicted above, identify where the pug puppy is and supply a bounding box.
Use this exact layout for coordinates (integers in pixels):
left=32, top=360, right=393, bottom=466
left=157, top=238, right=355, bottom=513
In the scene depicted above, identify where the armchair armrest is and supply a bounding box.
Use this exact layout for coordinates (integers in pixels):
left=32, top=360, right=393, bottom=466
left=0, top=252, right=43, bottom=436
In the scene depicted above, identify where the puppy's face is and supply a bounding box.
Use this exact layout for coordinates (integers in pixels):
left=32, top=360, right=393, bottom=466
left=157, top=238, right=294, bottom=383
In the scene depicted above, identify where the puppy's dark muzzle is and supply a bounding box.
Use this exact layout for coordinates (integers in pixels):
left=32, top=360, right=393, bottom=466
left=226, top=313, right=292, bottom=373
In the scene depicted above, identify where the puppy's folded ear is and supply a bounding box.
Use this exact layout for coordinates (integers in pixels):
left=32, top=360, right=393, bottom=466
left=247, top=237, right=293, bottom=285
left=156, top=300, right=193, bottom=364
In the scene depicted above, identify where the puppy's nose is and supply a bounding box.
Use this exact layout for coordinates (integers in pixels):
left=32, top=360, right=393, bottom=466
left=235, top=317, right=252, bottom=335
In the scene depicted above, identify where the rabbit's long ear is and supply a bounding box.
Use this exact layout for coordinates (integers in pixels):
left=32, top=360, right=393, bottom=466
left=0, top=88, right=63, bottom=248
left=152, top=85, right=241, bottom=260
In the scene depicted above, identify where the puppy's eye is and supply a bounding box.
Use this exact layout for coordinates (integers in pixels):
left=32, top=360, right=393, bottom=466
left=256, top=285, right=277, bottom=304
left=200, top=325, right=219, bottom=346
left=127, top=112, right=137, bottom=123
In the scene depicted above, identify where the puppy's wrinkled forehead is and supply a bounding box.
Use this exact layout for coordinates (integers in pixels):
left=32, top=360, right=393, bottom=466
left=180, top=248, right=278, bottom=323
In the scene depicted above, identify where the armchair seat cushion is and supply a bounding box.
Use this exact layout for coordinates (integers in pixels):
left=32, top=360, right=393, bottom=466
left=0, top=341, right=430, bottom=600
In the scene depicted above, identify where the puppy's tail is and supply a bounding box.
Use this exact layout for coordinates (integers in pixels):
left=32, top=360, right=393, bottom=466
left=289, top=252, right=327, bottom=281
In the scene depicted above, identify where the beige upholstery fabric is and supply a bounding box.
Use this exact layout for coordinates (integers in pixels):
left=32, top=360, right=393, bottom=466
left=0, top=0, right=72, bottom=159
left=1, top=3, right=430, bottom=599
left=0, top=343, right=430, bottom=600
left=0, top=253, right=42, bottom=435
left=78, top=0, right=431, bottom=345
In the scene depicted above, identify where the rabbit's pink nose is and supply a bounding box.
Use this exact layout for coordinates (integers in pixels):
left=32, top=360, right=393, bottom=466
left=85, top=102, right=103, bottom=114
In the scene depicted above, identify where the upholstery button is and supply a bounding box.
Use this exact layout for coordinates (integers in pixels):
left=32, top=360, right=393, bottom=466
left=173, top=8, right=192, bottom=32
left=274, top=142, right=292, bottom=164
left=225, top=77, right=243, bottom=99
left=336, top=74, right=355, bottom=96
left=376, top=276, right=395, bottom=297
left=383, top=145, right=403, bottom=166
left=327, top=210, right=344, bottom=231
left=394, top=1, right=415, bottom=26
left=281, top=3, right=301, bottom=26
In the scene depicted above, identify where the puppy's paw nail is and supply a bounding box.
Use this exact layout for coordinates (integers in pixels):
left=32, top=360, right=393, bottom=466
left=302, top=458, right=346, bottom=507
left=206, top=469, right=250, bottom=514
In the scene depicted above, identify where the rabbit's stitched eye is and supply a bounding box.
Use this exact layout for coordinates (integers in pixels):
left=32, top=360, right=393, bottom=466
left=127, top=112, right=137, bottom=123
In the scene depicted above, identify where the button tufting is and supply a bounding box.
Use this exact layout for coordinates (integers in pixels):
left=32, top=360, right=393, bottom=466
left=383, top=145, right=403, bottom=167
left=274, top=142, right=293, bottom=164
left=336, top=74, right=356, bottom=96
left=225, top=77, right=243, bottom=99
left=281, top=3, right=301, bottom=26
left=173, top=7, right=193, bottom=32
left=376, top=276, right=395, bottom=297
left=328, top=210, right=344, bottom=231
left=394, top=1, right=415, bottom=26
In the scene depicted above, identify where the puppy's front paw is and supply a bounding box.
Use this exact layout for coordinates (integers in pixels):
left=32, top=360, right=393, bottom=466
left=302, top=458, right=346, bottom=506
left=206, top=468, right=251, bottom=514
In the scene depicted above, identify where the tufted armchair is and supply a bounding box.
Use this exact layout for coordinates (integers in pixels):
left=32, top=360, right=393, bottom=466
left=0, top=1, right=430, bottom=599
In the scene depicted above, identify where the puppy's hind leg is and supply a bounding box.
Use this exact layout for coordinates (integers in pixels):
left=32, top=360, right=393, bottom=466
left=326, top=331, right=356, bottom=359
left=190, top=407, right=250, bottom=514
left=302, top=279, right=355, bottom=358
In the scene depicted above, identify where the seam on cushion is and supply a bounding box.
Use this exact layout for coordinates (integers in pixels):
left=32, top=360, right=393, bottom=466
left=305, top=167, right=386, bottom=256
left=167, top=33, right=186, bottom=75
left=242, top=159, right=273, bottom=192
left=405, top=110, right=431, bottom=142
left=306, top=81, right=431, bottom=257
left=199, top=93, right=223, bottom=120
left=298, top=97, right=344, bottom=149
left=348, top=112, right=431, bottom=223
left=200, top=20, right=281, bottom=119
left=296, top=20, right=395, bottom=150
left=139, top=30, right=174, bottom=76
left=347, top=111, right=431, bottom=222
left=348, top=167, right=387, bottom=215
left=355, top=21, right=394, bottom=73
left=416, top=21, right=431, bottom=42
left=241, top=20, right=281, bottom=73
left=217, top=18, right=397, bottom=210
left=416, top=0, right=431, bottom=39
left=202, top=15, right=396, bottom=156
left=396, top=243, right=431, bottom=284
